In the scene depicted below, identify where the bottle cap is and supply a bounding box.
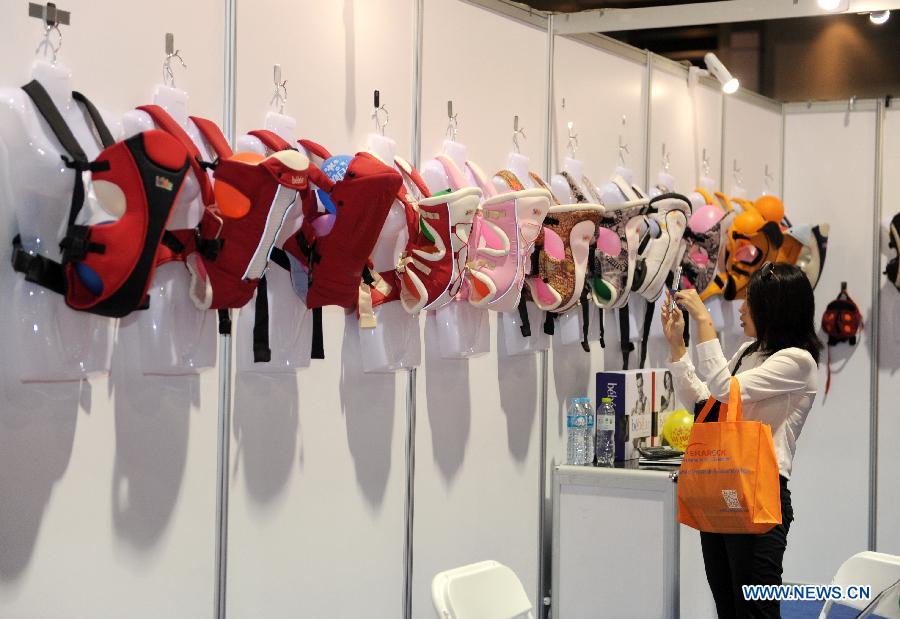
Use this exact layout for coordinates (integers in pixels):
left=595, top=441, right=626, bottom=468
left=601, top=397, right=613, bottom=403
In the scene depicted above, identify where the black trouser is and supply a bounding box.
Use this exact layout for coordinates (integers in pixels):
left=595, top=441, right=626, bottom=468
left=699, top=476, right=794, bottom=619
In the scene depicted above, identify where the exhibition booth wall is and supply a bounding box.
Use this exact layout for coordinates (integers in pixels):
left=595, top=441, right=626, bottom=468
left=0, top=1, right=896, bottom=617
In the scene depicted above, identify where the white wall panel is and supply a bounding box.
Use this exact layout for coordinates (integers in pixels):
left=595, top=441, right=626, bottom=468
left=414, top=2, right=546, bottom=616
left=0, top=1, right=223, bottom=617
left=877, top=106, right=900, bottom=556
left=227, top=1, right=414, bottom=617
left=782, top=106, right=877, bottom=584
left=552, top=36, right=646, bottom=187
left=419, top=0, right=547, bottom=175
left=723, top=95, right=783, bottom=198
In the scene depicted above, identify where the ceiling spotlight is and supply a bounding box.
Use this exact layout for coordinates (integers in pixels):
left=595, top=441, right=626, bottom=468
left=818, top=0, right=845, bottom=11
left=704, top=53, right=740, bottom=94
left=870, top=10, right=890, bottom=24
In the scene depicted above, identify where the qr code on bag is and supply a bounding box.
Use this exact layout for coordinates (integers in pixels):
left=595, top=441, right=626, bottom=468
left=722, top=489, right=742, bottom=510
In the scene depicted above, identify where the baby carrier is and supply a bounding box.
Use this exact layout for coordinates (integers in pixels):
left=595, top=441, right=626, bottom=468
left=821, top=282, right=863, bottom=394
left=679, top=188, right=726, bottom=293
left=393, top=157, right=482, bottom=314
left=10, top=81, right=191, bottom=318
left=629, top=191, right=692, bottom=368
left=700, top=195, right=785, bottom=302
left=281, top=140, right=402, bottom=358
left=502, top=171, right=605, bottom=352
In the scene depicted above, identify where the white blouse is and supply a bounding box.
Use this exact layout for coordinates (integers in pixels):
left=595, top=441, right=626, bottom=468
left=666, top=338, right=818, bottom=479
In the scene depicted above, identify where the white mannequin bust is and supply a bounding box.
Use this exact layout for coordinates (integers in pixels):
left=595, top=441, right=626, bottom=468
left=118, top=82, right=217, bottom=375
left=600, top=165, right=637, bottom=206
left=421, top=138, right=471, bottom=193
left=550, top=156, right=590, bottom=204
left=0, top=59, right=115, bottom=380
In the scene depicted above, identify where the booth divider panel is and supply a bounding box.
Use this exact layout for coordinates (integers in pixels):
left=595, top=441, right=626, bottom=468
left=782, top=108, right=877, bottom=585
left=0, top=1, right=224, bottom=616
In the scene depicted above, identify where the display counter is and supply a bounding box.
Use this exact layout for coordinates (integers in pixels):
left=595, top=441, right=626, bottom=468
left=551, top=463, right=716, bottom=619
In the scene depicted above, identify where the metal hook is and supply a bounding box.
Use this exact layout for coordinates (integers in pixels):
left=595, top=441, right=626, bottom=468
left=566, top=121, right=578, bottom=159
left=733, top=159, right=744, bottom=187
left=764, top=164, right=775, bottom=192
left=269, top=64, right=288, bottom=114
left=446, top=100, right=459, bottom=141
left=163, top=33, right=187, bottom=89
left=512, top=115, right=526, bottom=154
left=372, top=90, right=389, bottom=136
left=844, top=95, right=858, bottom=127
left=35, top=22, right=62, bottom=62
left=702, top=148, right=711, bottom=177
left=618, top=115, right=629, bottom=166
left=661, top=143, right=671, bottom=172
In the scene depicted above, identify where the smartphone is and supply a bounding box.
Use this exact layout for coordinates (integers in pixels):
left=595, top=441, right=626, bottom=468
left=669, top=266, right=683, bottom=311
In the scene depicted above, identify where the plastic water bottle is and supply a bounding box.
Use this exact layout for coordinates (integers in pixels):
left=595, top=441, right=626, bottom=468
left=582, top=398, right=595, bottom=465
left=595, top=397, right=615, bottom=466
left=566, top=397, right=587, bottom=465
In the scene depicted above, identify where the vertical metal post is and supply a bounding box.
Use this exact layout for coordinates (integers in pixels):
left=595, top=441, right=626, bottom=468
left=643, top=52, right=653, bottom=189
left=869, top=98, right=884, bottom=551
left=411, top=0, right=425, bottom=168
left=215, top=2, right=237, bottom=618
left=538, top=15, right=554, bottom=618
left=403, top=369, right=418, bottom=619
left=404, top=5, right=424, bottom=618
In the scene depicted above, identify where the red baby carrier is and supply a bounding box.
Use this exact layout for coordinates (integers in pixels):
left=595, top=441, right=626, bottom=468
left=11, top=80, right=191, bottom=317
left=139, top=106, right=308, bottom=362
left=281, top=140, right=403, bottom=359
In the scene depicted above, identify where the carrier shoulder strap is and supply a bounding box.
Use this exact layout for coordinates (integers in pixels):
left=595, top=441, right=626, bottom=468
left=638, top=298, right=656, bottom=368
left=618, top=305, right=635, bottom=369
left=137, top=104, right=215, bottom=206
left=560, top=171, right=588, bottom=204
left=298, top=139, right=332, bottom=162
left=71, top=91, right=116, bottom=148
left=435, top=154, right=468, bottom=191
left=253, top=276, right=272, bottom=363
left=529, top=173, right=561, bottom=205
left=247, top=129, right=293, bottom=152
left=22, top=80, right=111, bottom=228
left=466, top=160, right=498, bottom=199
left=189, top=116, right=233, bottom=160
left=394, top=156, right=431, bottom=199
left=496, top=170, right=525, bottom=192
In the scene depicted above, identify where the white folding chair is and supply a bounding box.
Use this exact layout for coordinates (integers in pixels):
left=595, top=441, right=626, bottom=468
left=432, top=560, right=535, bottom=619
left=819, top=551, right=900, bottom=618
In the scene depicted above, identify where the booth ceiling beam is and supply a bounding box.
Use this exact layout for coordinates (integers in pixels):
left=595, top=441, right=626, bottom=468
left=552, top=0, right=900, bottom=33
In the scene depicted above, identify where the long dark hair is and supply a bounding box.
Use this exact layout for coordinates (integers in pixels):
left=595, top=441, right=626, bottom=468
left=746, top=262, right=822, bottom=364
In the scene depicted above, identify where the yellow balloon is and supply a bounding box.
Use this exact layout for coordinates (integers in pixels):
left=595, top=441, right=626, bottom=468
left=663, top=409, right=694, bottom=451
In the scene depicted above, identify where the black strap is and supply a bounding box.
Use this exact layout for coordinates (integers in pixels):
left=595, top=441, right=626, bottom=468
left=10, top=234, right=66, bottom=294
left=682, top=307, right=691, bottom=347
left=597, top=307, right=605, bottom=348
left=518, top=296, right=531, bottom=337
left=21, top=81, right=109, bottom=228
left=270, top=247, right=291, bottom=272
left=161, top=231, right=186, bottom=254
left=619, top=306, right=634, bottom=369
left=252, top=276, right=272, bottom=363
left=579, top=287, right=591, bottom=353
left=543, top=311, right=555, bottom=336
left=638, top=298, right=656, bottom=368
left=72, top=91, right=116, bottom=148
left=58, top=224, right=106, bottom=263
left=311, top=307, right=324, bottom=359
left=217, top=309, right=232, bottom=335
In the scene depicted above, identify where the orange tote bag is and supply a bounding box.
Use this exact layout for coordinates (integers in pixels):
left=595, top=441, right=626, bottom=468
left=677, top=377, right=782, bottom=534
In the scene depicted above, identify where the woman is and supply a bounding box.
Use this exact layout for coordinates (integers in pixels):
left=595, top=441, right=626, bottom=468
left=661, top=262, right=820, bottom=619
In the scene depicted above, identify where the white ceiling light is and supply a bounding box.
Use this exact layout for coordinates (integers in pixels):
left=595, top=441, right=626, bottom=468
left=818, top=0, right=844, bottom=11
left=704, top=53, right=740, bottom=94
left=870, top=10, right=891, bottom=24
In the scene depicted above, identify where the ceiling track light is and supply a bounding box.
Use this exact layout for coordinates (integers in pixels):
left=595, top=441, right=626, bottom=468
left=703, top=52, right=740, bottom=94
left=869, top=10, right=890, bottom=24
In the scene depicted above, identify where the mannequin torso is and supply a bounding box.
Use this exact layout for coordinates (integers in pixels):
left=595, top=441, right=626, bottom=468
left=0, top=60, right=117, bottom=379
